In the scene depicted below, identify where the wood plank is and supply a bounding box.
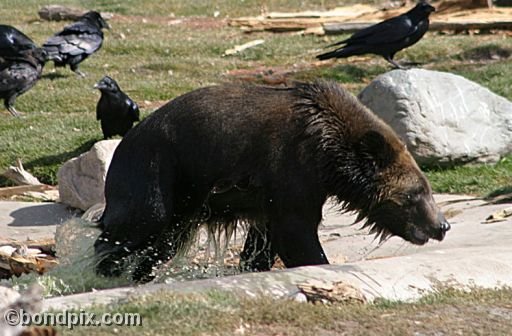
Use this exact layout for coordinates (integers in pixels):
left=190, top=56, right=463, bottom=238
left=0, top=244, right=58, bottom=277
left=324, top=20, right=512, bottom=34
left=0, top=184, right=55, bottom=198
left=0, top=238, right=56, bottom=255
left=229, top=18, right=512, bottom=34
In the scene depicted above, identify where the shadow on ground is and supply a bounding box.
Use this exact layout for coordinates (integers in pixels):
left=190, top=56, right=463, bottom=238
left=24, top=139, right=98, bottom=173
left=8, top=203, right=76, bottom=227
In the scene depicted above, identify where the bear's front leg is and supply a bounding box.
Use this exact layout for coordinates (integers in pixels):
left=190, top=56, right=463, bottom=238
left=270, top=207, right=328, bottom=268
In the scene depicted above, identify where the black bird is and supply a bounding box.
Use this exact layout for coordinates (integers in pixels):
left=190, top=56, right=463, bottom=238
left=0, top=47, right=47, bottom=117
left=43, top=11, right=109, bottom=77
left=317, top=2, right=435, bottom=68
left=0, top=25, right=38, bottom=59
left=95, top=76, right=140, bottom=139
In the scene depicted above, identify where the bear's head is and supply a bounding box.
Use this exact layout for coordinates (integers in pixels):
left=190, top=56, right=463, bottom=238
left=353, top=130, right=450, bottom=245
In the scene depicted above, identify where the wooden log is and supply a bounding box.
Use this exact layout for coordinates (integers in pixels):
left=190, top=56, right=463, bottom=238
left=0, top=238, right=56, bottom=255
left=38, top=5, right=113, bottom=22
left=230, top=19, right=512, bottom=34
left=229, top=17, right=339, bottom=32
left=323, top=20, right=512, bottom=34
left=264, top=5, right=377, bottom=19
left=2, top=159, right=41, bottom=186
left=322, top=22, right=374, bottom=34
left=38, top=5, right=86, bottom=21
left=0, top=245, right=58, bottom=277
left=0, top=184, right=55, bottom=198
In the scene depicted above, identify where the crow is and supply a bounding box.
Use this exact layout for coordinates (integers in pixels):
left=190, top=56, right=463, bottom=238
left=43, top=11, right=109, bottom=77
left=317, top=2, right=435, bottom=68
left=95, top=76, right=140, bottom=139
left=0, top=47, right=47, bottom=117
left=0, top=25, right=38, bottom=59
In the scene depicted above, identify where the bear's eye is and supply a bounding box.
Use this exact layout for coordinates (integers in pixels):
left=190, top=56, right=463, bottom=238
left=405, top=192, right=421, bottom=205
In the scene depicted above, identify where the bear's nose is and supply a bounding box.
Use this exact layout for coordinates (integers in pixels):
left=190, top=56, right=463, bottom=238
left=435, top=213, right=450, bottom=241
left=440, top=220, right=450, bottom=232
left=437, top=212, right=450, bottom=232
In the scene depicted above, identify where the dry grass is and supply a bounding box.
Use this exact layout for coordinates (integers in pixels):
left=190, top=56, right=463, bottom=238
left=0, top=1, right=511, bottom=194
left=58, top=287, right=512, bottom=335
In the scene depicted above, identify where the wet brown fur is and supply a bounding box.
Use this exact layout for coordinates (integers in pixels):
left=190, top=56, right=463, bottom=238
left=94, top=80, right=448, bottom=282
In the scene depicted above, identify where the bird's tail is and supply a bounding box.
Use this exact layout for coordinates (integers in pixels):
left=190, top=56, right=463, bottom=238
left=316, top=45, right=363, bottom=60
left=325, top=38, right=349, bottom=49
left=316, top=50, right=340, bottom=60
left=42, top=46, right=63, bottom=62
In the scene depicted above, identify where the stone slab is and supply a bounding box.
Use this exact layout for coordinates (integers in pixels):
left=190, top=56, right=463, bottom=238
left=40, top=194, right=512, bottom=311
left=0, top=201, right=77, bottom=241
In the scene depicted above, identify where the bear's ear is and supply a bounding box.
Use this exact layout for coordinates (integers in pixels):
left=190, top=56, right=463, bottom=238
left=357, top=130, right=397, bottom=168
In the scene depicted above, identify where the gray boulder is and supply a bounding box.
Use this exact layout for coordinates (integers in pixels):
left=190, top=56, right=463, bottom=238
left=358, top=69, right=512, bottom=166
left=58, top=140, right=120, bottom=211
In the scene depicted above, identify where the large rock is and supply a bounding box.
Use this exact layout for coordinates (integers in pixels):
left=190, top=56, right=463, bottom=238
left=58, top=140, right=120, bottom=211
left=358, top=69, right=512, bottom=166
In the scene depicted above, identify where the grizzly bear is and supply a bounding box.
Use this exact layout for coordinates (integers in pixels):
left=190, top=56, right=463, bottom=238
left=94, top=80, right=450, bottom=282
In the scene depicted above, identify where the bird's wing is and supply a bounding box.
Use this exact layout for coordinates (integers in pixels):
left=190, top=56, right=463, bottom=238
left=61, top=21, right=101, bottom=35
left=0, top=28, right=36, bottom=49
left=0, top=26, right=37, bottom=57
left=8, top=32, right=36, bottom=50
left=44, top=33, right=102, bottom=56
left=0, top=62, right=38, bottom=91
left=336, top=15, right=417, bottom=46
left=96, top=107, right=103, bottom=120
left=126, top=98, right=140, bottom=121
left=96, top=94, right=111, bottom=121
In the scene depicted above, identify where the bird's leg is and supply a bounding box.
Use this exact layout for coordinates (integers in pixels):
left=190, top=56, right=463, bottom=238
left=385, top=56, right=405, bottom=70
left=7, top=106, right=20, bottom=117
left=5, top=97, right=20, bottom=117
left=74, top=69, right=86, bottom=77
left=71, top=64, right=86, bottom=78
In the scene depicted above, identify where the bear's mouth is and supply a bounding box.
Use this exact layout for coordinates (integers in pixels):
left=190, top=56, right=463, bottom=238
left=408, top=226, right=430, bottom=245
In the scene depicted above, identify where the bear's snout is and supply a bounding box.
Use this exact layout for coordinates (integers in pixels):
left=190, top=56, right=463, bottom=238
left=435, top=212, right=450, bottom=241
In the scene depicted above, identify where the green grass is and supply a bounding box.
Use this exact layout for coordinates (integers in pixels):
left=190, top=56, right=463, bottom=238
left=425, top=157, right=512, bottom=196
left=55, top=287, right=512, bottom=335
left=1, top=0, right=359, bottom=18
left=2, top=1, right=512, bottom=334
left=0, top=2, right=511, bottom=195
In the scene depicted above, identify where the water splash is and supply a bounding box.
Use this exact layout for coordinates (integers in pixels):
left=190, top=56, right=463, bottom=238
left=4, top=218, right=132, bottom=297
left=153, top=220, right=250, bottom=283
left=2, top=217, right=251, bottom=297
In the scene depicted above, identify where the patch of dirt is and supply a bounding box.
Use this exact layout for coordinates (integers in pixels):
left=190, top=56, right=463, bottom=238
left=461, top=45, right=511, bottom=61
left=112, top=14, right=226, bottom=30
left=225, top=61, right=328, bottom=86
left=180, top=17, right=227, bottom=30
left=138, top=99, right=168, bottom=110
left=227, top=66, right=293, bottom=85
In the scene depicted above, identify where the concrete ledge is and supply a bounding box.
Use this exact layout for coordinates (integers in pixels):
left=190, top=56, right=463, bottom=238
left=43, top=244, right=512, bottom=311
